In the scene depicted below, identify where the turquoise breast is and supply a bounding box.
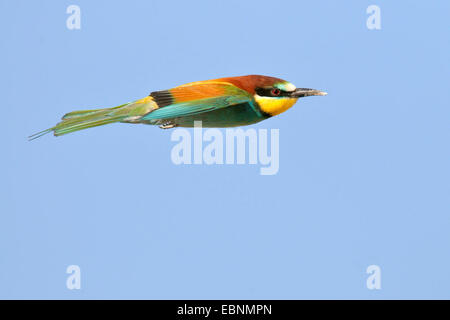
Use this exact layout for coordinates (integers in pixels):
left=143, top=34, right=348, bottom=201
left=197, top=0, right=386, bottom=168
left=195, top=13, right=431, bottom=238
left=173, top=102, right=268, bottom=128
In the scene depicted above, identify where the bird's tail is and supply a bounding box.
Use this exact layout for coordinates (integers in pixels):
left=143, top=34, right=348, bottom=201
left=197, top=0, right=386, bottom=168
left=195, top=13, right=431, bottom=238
left=29, top=96, right=156, bottom=140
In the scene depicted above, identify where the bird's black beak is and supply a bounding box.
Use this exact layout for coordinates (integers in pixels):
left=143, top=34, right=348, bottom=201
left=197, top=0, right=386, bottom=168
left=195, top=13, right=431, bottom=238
left=291, top=88, right=327, bottom=98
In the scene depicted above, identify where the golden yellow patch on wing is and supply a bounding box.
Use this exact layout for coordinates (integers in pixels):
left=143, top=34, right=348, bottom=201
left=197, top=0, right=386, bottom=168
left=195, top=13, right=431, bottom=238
left=255, top=96, right=298, bottom=116
left=176, top=80, right=232, bottom=88
left=134, top=96, right=155, bottom=105
left=170, top=83, right=229, bottom=102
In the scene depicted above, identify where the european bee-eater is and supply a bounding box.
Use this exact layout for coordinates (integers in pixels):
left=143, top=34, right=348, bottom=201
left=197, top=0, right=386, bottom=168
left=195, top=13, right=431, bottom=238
left=30, top=75, right=327, bottom=139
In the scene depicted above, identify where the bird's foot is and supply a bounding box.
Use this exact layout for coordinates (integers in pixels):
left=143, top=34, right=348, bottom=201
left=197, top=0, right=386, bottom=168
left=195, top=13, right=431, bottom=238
left=159, top=121, right=178, bottom=129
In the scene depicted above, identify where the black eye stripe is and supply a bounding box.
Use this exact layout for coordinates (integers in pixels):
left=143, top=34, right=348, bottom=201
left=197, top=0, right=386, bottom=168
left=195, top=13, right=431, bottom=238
left=255, top=87, right=291, bottom=97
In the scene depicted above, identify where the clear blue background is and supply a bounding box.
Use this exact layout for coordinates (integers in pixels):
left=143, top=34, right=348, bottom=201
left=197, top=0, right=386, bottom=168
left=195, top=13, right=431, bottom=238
left=1, top=0, right=449, bottom=299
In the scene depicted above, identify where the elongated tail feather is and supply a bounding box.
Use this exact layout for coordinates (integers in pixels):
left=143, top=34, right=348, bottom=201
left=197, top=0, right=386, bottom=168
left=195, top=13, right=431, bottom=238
left=61, top=103, right=127, bottom=120
left=29, top=97, right=157, bottom=140
left=28, top=128, right=54, bottom=140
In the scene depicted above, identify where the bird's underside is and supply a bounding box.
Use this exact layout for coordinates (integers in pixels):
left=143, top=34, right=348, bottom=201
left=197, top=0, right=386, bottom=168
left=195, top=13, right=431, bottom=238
left=138, top=101, right=267, bottom=129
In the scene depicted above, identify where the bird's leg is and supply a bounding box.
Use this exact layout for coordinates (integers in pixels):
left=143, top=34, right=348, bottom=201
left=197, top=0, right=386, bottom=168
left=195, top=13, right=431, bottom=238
left=159, top=121, right=178, bottom=129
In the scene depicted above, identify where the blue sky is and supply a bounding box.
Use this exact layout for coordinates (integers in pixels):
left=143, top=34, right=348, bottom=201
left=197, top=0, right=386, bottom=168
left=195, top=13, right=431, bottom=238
left=1, top=0, right=449, bottom=299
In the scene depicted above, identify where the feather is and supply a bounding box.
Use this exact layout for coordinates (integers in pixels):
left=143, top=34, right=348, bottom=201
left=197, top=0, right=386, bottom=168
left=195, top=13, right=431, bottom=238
left=142, top=82, right=258, bottom=120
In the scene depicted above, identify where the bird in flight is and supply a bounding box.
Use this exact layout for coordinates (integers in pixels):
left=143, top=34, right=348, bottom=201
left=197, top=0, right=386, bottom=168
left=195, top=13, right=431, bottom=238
left=29, top=75, right=327, bottom=140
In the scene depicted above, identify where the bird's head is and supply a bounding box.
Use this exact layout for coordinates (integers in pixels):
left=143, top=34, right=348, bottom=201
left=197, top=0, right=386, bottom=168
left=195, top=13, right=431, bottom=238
left=224, top=75, right=327, bottom=117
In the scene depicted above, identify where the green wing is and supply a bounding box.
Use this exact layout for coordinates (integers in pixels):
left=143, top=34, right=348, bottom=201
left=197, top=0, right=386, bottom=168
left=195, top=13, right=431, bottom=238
left=142, top=82, right=261, bottom=121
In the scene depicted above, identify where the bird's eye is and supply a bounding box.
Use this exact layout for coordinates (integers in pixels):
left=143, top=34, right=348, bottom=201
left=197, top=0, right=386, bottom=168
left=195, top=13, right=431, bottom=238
left=271, top=88, right=281, bottom=96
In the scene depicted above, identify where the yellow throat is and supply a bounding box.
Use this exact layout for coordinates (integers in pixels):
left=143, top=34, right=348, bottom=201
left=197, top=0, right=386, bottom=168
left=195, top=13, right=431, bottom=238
left=254, top=95, right=298, bottom=116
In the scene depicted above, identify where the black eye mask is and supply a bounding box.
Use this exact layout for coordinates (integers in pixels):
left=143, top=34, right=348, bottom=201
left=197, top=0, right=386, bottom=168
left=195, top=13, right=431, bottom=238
left=255, top=87, right=292, bottom=97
